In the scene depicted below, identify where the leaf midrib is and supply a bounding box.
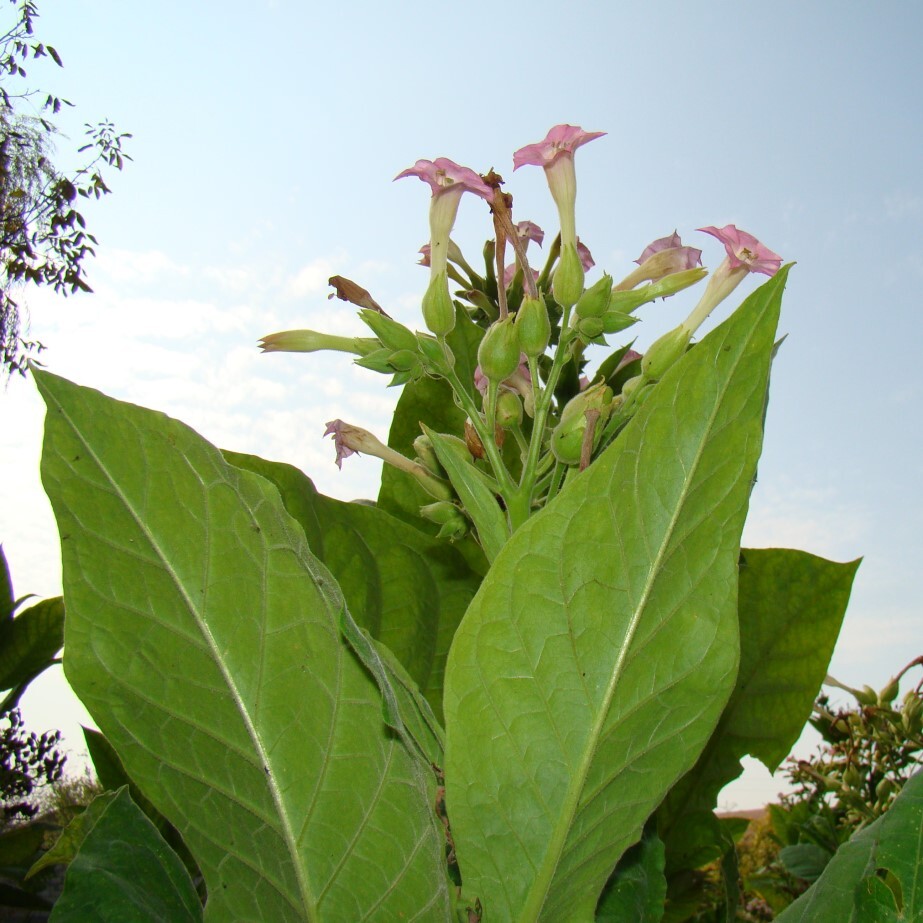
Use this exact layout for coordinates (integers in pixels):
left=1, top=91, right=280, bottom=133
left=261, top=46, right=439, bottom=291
left=46, top=391, right=317, bottom=921
left=519, top=324, right=759, bottom=921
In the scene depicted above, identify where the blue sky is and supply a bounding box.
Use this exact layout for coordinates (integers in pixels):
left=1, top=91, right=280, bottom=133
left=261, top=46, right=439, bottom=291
left=3, top=0, right=921, bottom=808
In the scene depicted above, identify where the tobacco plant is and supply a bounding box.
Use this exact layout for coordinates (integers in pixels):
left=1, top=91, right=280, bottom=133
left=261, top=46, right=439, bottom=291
left=29, top=125, right=913, bottom=921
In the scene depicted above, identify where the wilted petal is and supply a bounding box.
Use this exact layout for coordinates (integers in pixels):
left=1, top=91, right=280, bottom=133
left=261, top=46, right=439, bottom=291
left=328, top=275, right=387, bottom=314
left=515, top=220, right=545, bottom=247
left=635, top=231, right=683, bottom=264
left=394, top=157, right=492, bottom=200
left=577, top=239, right=595, bottom=271
left=324, top=419, right=358, bottom=469
left=513, top=124, right=606, bottom=170
left=418, top=244, right=431, bottom=267
left=698, top=224, right=782, bottom=276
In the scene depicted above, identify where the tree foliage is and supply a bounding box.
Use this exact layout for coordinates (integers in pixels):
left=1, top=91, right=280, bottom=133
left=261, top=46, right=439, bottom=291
left=0, top=0, right=131, bottom=376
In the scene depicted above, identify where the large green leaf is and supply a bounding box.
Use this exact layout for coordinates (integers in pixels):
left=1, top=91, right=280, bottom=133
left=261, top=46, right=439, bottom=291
left=776, top=769, right=923, bottom=922
left=443, top=268, right=789, bottom=921
left=224, top=450, right=480, bottom=720
left=44, top=788, right=202, bottom=923
left=658, top=549, right=859, bottom=863
left=595, top=823, right=666, bottom=922
left=36, top=369, right=453, bottom=922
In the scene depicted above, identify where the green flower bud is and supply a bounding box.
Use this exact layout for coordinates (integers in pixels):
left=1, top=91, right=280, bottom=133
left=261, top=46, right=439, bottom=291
left=413, top=435, right=443, bottom=476
left=641, top=325, right=692, bottom=381
left=358, top=309, right=418, bottom=352
left=575, top=315, right=605, bottom=340
left=843, top=763, right=862, bottom=788
left=575, top=273, right=613, bottom=318
left=553, top=242, right=585, bottom=309
left=477, top=317, right=521, bottom=383
left=550, top=382, right=613, bottom=465
left=854, top=685, right=879, bottom=707
left=419, top=501, right=469, bottom=541
left=495, top=390, right=523, bottom=429
left=416, top=333, right=453, bottom=374
left=875, top=777, right=897, bottom=804
left=514, top=296, right=551, bottom=358
left=422, top=272, right=456, bottom=337
left=621, top=374, right=645, bottom=399
left=601, top=310, right=638, bottom=335
left=878, top=678, right=900, bottom=705
left=354, top=348, right=398, bottom=374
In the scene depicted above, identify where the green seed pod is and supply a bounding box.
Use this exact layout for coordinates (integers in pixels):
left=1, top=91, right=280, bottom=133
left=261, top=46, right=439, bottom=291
left=641, top=325, right=692, bottom=382
left=422, top=273, right=456, bottom=337
left=514, top=296, right=551, bottom=358
left=550, top=382, right=613, bottom=465
left=553, top=242, right=585, bottom=309
left=477, top=317, right=521, bottom=383
left=574, top=273, right=613, bottom=318
left=495, top=390, right=523, bottom=429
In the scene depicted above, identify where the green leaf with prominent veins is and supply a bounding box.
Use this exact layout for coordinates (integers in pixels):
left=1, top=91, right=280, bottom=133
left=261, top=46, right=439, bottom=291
left=658, top=548, right=860, bottom=854
left=444, top=268, right=789, bottom=921
left=36, top=369, right=453, bottom=923
left=223, top=451, right=480, bottom=720
left=44, top=788, right=202, bottom=923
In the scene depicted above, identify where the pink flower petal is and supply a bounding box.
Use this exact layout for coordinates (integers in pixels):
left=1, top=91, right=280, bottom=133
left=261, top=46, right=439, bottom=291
left=576, top=239, right=595, bottom=271
left=635, top=231, right=683, bottom=264
left=394, top=157, right=492, bottom=200
left=513, top=124, right=606, bottom=170
left=698, top=224, right=782, bottom=276
left=515, top=220, right=545, bottom=247
left=324, top=419, right=358, bottom=469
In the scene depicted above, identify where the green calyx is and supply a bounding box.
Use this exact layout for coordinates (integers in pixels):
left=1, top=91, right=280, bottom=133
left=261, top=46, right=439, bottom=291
left=514, top=296, right=551, bottom=358
left=552, top=242, right=585, bottom=309
left=550, top=382, right=613, bottom=465
left=422, top=273, right=456, bottom=337
left=358, top=309, right=418, bottom=352
left=477, top=317, right=521, bottom=383
left=640, top=325, right=692, bottom=382
left=574, top=274, right=613, bottom=319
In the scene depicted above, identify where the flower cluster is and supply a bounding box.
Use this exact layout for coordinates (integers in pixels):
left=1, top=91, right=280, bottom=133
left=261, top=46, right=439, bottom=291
left=262, top=125, right=783, bottom=553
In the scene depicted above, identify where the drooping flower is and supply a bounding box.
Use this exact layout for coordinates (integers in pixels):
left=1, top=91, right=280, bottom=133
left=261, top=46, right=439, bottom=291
left=635, top=231, right=683, bottom=264
left=324, top=419, right=360, bottom=469
left=698, top=224, right=782, bottom=276
left=322, top=419, right=453, bottom=499
left=616, top=232, right=703, bottom=290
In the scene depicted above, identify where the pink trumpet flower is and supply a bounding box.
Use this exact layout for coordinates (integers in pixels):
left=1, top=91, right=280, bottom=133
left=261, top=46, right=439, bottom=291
left=698, top=224, right=782, bottom=277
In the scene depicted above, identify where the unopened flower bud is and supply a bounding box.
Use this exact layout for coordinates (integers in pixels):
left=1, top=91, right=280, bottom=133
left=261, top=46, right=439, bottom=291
left=550, top=382, right=613, bottom=465
left=358, top=309, right=418, bottom=352
left=641, top=325, right=692, bottom=381
left=477, top=317, right=521, bottom=383
left=875, top=777, right=897, bottom=804
left=413, top=434, right=443, bottom=476
left=575, top=315, right=605, bottom=340
left=422, top=272, right=456, bottom=336
left=575, top=274, right=613, bottom=318
left=495, top=390, right=523, bottom=429
left=419, top=501, right=469, bottom=541
left=878, top=678, right=900, bottom=705
left=514, top=296, right=551, bottom=358
left=553, top=242, right=585, bottom=309
left=854, top=685, right=879, bottom=707
left=416, top=333, right=453, bottom=374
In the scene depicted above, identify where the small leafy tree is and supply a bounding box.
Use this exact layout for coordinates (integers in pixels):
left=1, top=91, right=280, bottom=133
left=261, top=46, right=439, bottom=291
left=0, top=0, right=131, bottom=376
